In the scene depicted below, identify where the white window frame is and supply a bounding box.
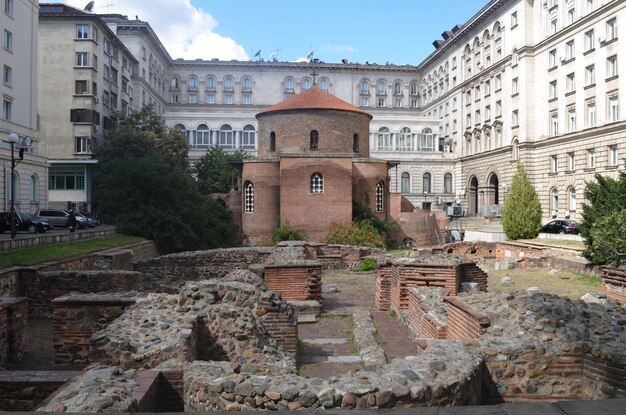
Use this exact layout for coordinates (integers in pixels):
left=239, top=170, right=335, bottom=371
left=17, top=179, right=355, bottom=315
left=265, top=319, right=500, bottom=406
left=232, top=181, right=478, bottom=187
left=76, top=24, right=89, bottom=39
left=587, top=148, right=596, bottom=168
left=244, top=182, right=254, bottom=213
left=75, top=52, right=89, bottom=67
left=310, top=173, right=324, bottom=194
left=609, top=145, right=619, bottom=166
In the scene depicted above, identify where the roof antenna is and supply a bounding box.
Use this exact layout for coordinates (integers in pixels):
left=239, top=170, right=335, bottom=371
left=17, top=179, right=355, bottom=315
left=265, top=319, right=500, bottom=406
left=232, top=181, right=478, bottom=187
left=84, top=1, right=95, bottom=12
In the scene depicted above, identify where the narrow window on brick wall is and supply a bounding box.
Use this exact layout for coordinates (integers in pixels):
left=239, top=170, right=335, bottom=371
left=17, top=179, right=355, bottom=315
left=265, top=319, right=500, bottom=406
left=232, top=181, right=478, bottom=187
left=353, top=133, right=360, bottom=152
left=244, top=181, right=254, bottom=213
left=270, top=132, right=276, bottom=152
left=310, top=130, right=319, bottom=150
left=310, top=172, right=324, bottom=194
left=376, top=182, right=384, bottom=212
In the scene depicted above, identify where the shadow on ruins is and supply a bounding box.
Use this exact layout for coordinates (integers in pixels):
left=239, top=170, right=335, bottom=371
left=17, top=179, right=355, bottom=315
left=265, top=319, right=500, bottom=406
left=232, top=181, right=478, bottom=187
left=0, top=239, right=625, bottom=412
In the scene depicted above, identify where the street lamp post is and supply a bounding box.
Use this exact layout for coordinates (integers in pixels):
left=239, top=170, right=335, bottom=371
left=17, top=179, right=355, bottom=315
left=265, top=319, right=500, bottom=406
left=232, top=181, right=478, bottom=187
left=6, top=133, right=19, bottom=239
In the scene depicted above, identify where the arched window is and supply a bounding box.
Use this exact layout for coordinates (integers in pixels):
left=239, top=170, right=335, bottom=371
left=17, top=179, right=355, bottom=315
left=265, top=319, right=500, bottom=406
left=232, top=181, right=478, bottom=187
left=170, top=77, right=179, bottom=90
left=319, top=78, right=329, bottom=92
left=399, top=127, right=412, bottom=151
left=410, top=81, right=418, bottom=96
left=376, top=182, right=384, bottom=212
left=188, top=76, right=198, bottom=91
left=205, top=77, right=216, bottom=91
left=270, top=132, right=276, bottom=152
left=310, top=172, right=323, bottom=194
left=377, top=127, right=391, bottom=150
left=244, top=181, right=254, bottom=213
left=512, top=138, right=519, bottom=160
left=420, top=128, right=436, bottom=152
left=284, top=78, right=294, bottom=93
left=444, top=173, right=453, bottom=194
left=377, top=80, right=386, bottom=94
left=242, top=124, right=256, bottom=149
left=310, top=130, right=319, bottom=150
left=29, top=175, right=37, bottom=202
left=360, top=80, right=370, bottom=94
left=353, top=134, right=360, bottom=153
left=194, top=124, right=210, bottom=149
left=423, top=172, right=432, bottom=193
left=223, top=77, right=234, bottom=92
left=550, top=188, right=559, bottom=216
left=302, top=78, right=311, bottom=91
left=393, top=82, right=402, bottom=96
left=401, top=172, right=411, bottom=193
left=242, top=77, right=252, bottom=92
left=568, top=187, right=577, bottom=212
left=218, top=124, right=234, bottom=148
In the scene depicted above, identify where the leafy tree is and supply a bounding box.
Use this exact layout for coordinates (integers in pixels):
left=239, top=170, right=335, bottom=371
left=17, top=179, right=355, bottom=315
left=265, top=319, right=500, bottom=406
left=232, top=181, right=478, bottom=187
left=501, top=162, right=542, bottom=240
left=194, top=147, right=250, bottom=194
left=94, top=106, right=236, bottom=252
left=580, top=170, right=626, bottom=264
left=588, top=209, right=626, bottom=265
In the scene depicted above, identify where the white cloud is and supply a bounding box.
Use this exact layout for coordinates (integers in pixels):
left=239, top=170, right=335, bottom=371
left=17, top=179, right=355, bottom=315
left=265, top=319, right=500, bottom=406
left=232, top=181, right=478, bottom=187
left=323, top=44, right=358, bottom=54
left=58, top=0, right=249, bottom=60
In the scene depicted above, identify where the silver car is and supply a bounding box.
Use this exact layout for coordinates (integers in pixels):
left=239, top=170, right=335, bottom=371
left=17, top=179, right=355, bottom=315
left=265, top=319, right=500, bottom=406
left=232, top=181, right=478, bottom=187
left=34, top=209, right=88, bottom=229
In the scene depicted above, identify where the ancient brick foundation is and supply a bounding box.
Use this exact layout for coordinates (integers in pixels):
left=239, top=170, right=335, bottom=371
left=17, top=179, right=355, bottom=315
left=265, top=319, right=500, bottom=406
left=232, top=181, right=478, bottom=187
left=0, top=297, right=28, bottom=366
left=0, top=371, right=79, bottom=411
left=52, top=295, right=138, bottom=364
left=601, top=266, right=626, bottom=305
left=264, top=263, right=322, bottom=301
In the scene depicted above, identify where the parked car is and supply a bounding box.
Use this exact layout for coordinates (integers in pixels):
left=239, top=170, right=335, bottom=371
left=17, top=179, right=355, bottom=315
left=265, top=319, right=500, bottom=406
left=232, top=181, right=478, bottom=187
left=0, top=211, right=53, bottom=234
left=541, top=219, right=579, bottom=234
left=76, top=212, right=97, bottom=228
left=34, top=209, right=87, bottom=229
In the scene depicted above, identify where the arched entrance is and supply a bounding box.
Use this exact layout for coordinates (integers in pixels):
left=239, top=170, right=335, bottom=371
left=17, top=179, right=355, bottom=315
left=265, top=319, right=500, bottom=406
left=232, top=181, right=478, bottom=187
left=469, top=176, right=479, bottom=216
left=487, top=173, right=499, bottom=206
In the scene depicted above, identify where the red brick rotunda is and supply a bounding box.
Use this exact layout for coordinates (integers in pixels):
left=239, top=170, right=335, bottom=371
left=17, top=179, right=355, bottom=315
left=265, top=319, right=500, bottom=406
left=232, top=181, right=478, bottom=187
left=240, top=86, right=389, bottom=244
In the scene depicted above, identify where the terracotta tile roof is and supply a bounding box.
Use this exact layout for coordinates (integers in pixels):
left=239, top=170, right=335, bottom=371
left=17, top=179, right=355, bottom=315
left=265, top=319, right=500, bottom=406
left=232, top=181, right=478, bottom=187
left=257, top=86, right=372, bottom=119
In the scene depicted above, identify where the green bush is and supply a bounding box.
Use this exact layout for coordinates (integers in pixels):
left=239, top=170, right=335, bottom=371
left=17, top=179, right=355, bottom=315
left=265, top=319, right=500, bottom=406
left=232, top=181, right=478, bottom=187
left=587, top=209, right=626, bottom=265
left=354, top=257, right=377, bottom=272
left=501, top=162, right=542, bottom=240
left=323, top=222, right=385, bottom=248
left=272, top=223, right=308, bottom=243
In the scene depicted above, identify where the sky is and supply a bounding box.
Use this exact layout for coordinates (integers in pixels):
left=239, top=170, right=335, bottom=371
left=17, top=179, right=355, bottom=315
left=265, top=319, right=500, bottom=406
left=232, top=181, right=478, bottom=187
left=56, top=0, right=489, bottom=65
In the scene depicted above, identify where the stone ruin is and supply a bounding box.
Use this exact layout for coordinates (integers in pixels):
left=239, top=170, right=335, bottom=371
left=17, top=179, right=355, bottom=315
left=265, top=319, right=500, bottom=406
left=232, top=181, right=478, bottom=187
left=0, top=240, right=625, bottom=412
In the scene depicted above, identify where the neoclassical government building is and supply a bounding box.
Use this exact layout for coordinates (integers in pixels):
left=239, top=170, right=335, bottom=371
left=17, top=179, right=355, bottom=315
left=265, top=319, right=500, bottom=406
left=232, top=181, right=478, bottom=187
left=6, top=0, right=624, bottom=223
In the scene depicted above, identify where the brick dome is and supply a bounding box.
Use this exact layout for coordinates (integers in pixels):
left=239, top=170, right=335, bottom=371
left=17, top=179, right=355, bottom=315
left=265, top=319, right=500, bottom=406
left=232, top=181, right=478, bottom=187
left=256, top=86, right=372, bottom=119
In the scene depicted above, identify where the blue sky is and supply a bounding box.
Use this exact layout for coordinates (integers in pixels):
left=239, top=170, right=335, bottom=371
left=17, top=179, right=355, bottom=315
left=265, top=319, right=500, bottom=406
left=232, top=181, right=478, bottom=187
left=58, top=0, right=489, bottom=65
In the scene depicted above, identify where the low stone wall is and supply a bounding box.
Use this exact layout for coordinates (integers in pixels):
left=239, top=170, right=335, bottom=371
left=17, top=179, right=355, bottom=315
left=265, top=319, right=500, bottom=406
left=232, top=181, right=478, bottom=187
left=442, top=241, right=546, bottom=264
left=304, top=244, right=386, bottom=268
left=52, top=295, right=138, bottom=364
left=0, top=269, right=20, bottom=296
left=583, top=355, right=626, bottom=399
left=0, top=371, right=79, bottom=411
left=133, top=370, right=185, bottom=412
left=0, top=297, right=28, bottom=365
left=264, top=263, right=322, bottom=301
left=444, top=296, right=491, bottom=340
left=407, top=288, right=448, bottom=340
left=601, top=266, right=626, bottom=305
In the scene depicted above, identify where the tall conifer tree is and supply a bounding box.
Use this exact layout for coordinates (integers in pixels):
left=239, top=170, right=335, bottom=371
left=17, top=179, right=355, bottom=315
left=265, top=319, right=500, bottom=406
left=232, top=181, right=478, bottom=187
left=501, top=162, right=542, bottom=240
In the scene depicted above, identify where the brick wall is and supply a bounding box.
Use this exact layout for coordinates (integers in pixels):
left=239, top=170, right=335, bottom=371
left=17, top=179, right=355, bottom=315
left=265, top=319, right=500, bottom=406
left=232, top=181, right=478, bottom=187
left=601, top=266, right=626, bottom=305
left=52, top=295, right=137, bottom=364
left=390, top=265, right=460, bottom=310
left=460, top=263, right=489, bottom=292
left=259, top=300, right=298, bottom=357
left=264, top=264, right=322, bottom=301
left=442, top=242, right=498, bottom=259
left=0, top=371, right=78, bottom=411
left=583, top=355, right=626, bottom=399
left=375, top=264, right=392, bottom=311
left=388, top=197, right=448, bottom=247
left=241, top=161, right=281, bottom=245
left=407, top=288, right=448, bottom=339
left=133, top=370, right=185, bottom=412
left=444, top=296, right=490, bottom=340
left=0, top=297, right=28, bottom=366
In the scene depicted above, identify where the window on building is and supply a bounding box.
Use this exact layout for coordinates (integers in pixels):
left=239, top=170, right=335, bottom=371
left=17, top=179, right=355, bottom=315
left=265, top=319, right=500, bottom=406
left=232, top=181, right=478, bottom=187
left=550, top=188, right=559, bottom=215
left=609, top=95, right=619, bottom=122
left=284, top=78, right=294, bottom=93
left=193, top=124, right=210, bottom=149
left=377, top=81, right=386, bottom=95
left=585, top=65, right=595, bottom=86
left=3, top=29, right=12, bottom=51
left=512, top=109, right=519, bottom=126
left=376, top=182, right=384, bottom=212
left=585, top=30, right=595, bottom=51
left=377, top=98, right=386, bottom=107
left=549, top=49, right=557, bottom=67
left=224, top=78, right=234, bottom=92
left=170, top=94, right=179, bottom=103
left=551, top=155, right=558, bottom=173
left=568, top=108, right=576, bottom=132
left=444, top=173, right=453, bottom=194
left=551, top=113, right=559, bottom=136
left=377, top=127, right=391, bottom=150
left=188, top=77, right=198, bottom=91
left=218, top=124, right=234, bottom=148
left=511, top=11, right=518, bottom=27
left=568, top=8, right=576, bottom=24
left=103, top=39, right=110, bottom=55
left=3, top=65, right=11, bottom=85
left=512, top=78, right=519, bottom=94
left=75, top=137, right=92, bottom=154
left=242, top=77, right=252, bottom=92
left=568, top=187, right=577, bottom=211
left=310, top=173, right=324, bottom=194
left=170, top=78, right=179, bottom=90
left=607, top=18, right=618, bottom=41
left=4, top=0, right=13, bottom=16
left=398, top=127, right=413, bottom=151
left=302, top=78, right=311, bottom=91
left=401, top=172, right=410, bottom=193
left=422, top=173, right=432, bottom=194
left=206, top=77, right=216, bottom=91
left=244, top=182, right=254, bottom=213
left=607, top=55, right=618, bottom=77
left=587, top=0, right=594, bottom=12
left=549, top=80, right=558, bottom=98
left=360, top=97, right=370, bottom=107
left=587, top=101, right=596, bottom=127
left=224, top=94, right=233, bottom=105
left=241, top=125, right=256, bottom=149
left=319, top=79, right=329, bottom=92
left=76, top=24, right=89, bottom=39
left=587, top=148, right=596, bottom=168
left=566, top=40, right=575, bottom=59
left=566, top=73, right=575, bottom=93
left=270, top=132, right=276, bottom=152
left=495, top=74, right=502, bottom=90
left=48, top=169, right=85, bottom=190
left=2, top=98, right=11, bottom=120
left=551, top=19, right=558, bottom=34
left=188, top=95, right=197, bottom=104
left=608, top=145, right=619, bottom=166
left=568, top=152, right=576, bottom=171
left=29, top=175, right=37, bottom=202
left=75, top=52, right=88, bottom=67
left=310, top=130, right=319, bottom=150
left=75, top=80, right=88, bottom=95
left=394, top=82, right=402, bottom=96
left=353, top=134, right=360, bottom=153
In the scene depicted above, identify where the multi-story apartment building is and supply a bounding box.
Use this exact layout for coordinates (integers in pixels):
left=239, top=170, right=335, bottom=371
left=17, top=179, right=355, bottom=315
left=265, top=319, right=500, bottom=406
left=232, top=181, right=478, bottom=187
left=1, top=0, right=48, bottom=213
left=36, top=0, right=625, bottom=223
left=38, top=3, right=139, bottom=211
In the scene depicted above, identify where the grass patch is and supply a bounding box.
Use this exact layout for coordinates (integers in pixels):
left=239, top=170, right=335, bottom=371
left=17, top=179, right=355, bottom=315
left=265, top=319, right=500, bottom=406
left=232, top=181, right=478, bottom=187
left=389, top=309, right=397, bottom=319
left=519, top=238, right=586, bottom=250
left=489, top=267, right=601, bottom=299
left=347, top=336, right=358, bottom=356
left=297, top=340, right=314, bottom=354
left=352, top=257, right=377, bottom=272
left=0, top=234, right=145, bottom=268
